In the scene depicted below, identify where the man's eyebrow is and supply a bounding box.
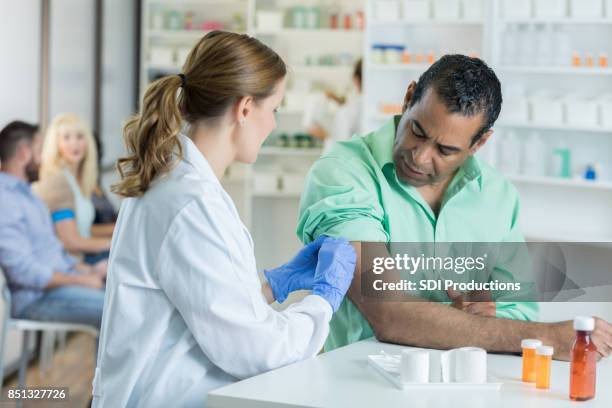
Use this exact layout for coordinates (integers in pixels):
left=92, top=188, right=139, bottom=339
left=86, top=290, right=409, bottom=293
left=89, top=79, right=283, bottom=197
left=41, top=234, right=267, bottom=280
left=438, top=143, right=462, bottom=153
left=413, top=119, right=462, bottom=152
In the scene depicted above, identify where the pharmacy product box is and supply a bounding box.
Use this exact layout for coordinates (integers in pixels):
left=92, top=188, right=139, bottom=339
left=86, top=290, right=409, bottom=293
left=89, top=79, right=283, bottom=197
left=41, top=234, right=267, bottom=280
left=403, top=0, right=431, bottom=20
left=433, top=0, right=461, bottom=19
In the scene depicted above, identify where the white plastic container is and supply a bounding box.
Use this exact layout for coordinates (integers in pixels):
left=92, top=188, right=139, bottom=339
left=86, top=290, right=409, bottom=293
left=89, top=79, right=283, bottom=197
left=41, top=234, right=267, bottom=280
left=534, top=0, right=567, bottom=18
left=599, top=95, right=612, bottom=128
left=149, top=47, right=175, bottom=66
left=570, top=0, right=603, bottom=18
left=565, top=96, right=599, bottom=127
left=530, top=94, right=564, bottom=124
left=176, top=47, right=191, bottom=67
left=432, top=0, right=461, bottom=20
left=476, top=133, right=498, bottom=167
left=257, top=11, right=283, bottom=32
left=375, top=0, right=401, bottom=21
left=253, top=172, right=280, bottom=195
left=502, top=0, right=532, bottom=19
left=403, top=0, right=431, bottom=20
left=500, top=98, right=530, bottom=123
left=498, top=132, right=521, bottom=175
left=462, top=0, right=484, bottom=20
left=521, top=132, right=548, bottom=176
left=281, top=174, right=306, bottom=195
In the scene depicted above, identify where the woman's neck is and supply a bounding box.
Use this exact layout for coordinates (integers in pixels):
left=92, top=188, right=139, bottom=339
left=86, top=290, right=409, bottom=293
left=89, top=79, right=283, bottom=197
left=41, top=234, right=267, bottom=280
left=64, top=160, right=79, bottom=177
left=188, top=121, right=236, bottom=180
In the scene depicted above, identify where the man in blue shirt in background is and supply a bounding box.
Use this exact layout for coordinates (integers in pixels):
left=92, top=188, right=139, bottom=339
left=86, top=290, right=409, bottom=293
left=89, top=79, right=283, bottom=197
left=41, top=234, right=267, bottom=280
left=0, top=121, right=104, bottom=327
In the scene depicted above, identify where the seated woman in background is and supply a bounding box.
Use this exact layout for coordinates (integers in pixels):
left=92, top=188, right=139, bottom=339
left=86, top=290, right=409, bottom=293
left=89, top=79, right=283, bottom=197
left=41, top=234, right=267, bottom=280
left=34, top=113, right=111, bottom=264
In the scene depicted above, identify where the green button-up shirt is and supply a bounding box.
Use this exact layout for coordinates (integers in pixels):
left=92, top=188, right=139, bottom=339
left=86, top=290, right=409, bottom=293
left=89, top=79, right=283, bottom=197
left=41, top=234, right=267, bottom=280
left=297, top=116, right=539, bottom=351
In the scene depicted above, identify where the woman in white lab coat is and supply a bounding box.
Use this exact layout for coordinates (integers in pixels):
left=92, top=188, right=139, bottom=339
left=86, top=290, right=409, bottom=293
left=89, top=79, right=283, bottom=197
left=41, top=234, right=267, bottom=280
left=306, top=58, right=363, bottom=153
left=92, top=31, right=356, bottom=407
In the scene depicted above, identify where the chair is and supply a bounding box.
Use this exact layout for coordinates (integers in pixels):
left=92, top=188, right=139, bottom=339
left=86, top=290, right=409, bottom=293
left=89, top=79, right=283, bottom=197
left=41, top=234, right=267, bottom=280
left=0, top=268, right=98, bottom=391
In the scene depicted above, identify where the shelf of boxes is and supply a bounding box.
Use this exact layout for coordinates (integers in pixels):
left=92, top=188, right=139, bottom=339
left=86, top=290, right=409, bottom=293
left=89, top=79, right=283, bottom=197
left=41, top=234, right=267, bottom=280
left=369, top=63, right=434, bottom=71
left=508, top=175, right=612, bottom=191
left=253, top=28, right=363, bottom=36
left=498, top=66, right=612, bottom=76
left=497, top=122, right=612, bottom=134
left=499, top=18, right=612, bottom=25
left=364, top=0, right=612, bottom=243
left=521, top=226, right=612, bottom=244
left=368, top=19, right=483, bottom=26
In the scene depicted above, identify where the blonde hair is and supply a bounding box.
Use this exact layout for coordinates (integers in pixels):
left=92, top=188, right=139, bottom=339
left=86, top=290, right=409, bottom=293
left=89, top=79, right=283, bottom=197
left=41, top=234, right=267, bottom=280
left=41, top=113, right=98, bottom=197
left=112, top=31, right=287, bottom=197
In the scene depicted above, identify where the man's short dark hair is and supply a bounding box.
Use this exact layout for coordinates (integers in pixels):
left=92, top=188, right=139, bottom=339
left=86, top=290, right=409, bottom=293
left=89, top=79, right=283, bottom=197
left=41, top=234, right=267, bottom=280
left=0, top=121, right=39, bottom=163
left=410, top=54, right=502, bottom=145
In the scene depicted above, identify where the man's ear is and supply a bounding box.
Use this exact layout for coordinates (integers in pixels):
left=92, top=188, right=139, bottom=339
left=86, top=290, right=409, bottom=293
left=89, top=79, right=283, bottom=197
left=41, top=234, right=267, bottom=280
left=469, top=129, right=493, bottom=155
left=16, top=141, right=32, bottom=164
left=234, top=95, right=254, bottom=125
left=402, top=81, right=417, bottom=113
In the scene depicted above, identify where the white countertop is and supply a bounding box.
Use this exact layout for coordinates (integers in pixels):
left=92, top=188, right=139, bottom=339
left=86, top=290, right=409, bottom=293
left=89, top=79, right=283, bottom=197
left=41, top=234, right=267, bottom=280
left=207, top=337, right=611, bottom=408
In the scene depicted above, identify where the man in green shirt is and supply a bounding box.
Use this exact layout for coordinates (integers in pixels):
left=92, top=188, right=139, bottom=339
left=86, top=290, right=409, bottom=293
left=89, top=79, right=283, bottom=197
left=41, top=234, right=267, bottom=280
left=297, top=55, right=612, bottom=360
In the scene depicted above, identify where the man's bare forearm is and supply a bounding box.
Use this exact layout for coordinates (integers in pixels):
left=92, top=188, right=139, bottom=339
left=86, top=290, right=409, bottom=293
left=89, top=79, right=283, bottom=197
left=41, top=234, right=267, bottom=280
left=348, top=242, right=574, bottom=360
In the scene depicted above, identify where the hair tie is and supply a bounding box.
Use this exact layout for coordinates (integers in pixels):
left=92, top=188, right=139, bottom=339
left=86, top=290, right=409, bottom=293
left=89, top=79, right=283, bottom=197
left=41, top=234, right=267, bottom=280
left=178, top=73, right=187, bottom=88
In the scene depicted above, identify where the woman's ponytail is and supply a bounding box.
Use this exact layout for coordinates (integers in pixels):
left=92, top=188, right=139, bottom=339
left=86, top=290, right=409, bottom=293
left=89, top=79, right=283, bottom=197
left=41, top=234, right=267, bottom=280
left=112, top=75, right=183, bottom=197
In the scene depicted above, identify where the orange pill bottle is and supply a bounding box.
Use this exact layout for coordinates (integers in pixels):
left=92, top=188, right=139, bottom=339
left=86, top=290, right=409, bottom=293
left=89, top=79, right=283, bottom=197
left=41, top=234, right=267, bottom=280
left=570, top=316, right=597, bottom=401
left=535, top=346, right=553, bottom=389
left=521, top=339, right=542, bottom=383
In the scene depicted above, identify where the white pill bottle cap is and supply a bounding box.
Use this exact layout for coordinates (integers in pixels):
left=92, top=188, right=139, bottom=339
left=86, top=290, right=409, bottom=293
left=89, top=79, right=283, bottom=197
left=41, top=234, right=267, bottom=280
left=521, top=339, right=542, bottom=349
left=574, top=316, right=595, bottom=331
left=536, top=346, right=554, bottom=356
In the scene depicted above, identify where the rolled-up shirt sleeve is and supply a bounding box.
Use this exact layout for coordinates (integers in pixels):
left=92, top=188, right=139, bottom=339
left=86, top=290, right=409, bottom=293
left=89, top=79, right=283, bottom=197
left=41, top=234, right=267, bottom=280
left=32, top=171, right=76, bottom=223
left=297, top=155, right=389, bottom=244
left=0, top=209, right=54, bottom=289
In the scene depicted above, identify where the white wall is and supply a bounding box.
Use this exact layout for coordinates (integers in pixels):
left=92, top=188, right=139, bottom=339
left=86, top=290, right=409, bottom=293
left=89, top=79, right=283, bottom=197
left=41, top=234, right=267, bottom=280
left=101, top=0, right=137, bottom=168
left=48, top=0, right=96, bottom=125
left=0, top=0, right=41, bottom=126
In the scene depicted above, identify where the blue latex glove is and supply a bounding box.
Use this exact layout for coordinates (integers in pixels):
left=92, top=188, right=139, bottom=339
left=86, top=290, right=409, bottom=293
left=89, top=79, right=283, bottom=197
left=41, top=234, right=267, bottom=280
left=264, top=235, right=329, bottom=303
left=312, top=238, right=357, bottom=313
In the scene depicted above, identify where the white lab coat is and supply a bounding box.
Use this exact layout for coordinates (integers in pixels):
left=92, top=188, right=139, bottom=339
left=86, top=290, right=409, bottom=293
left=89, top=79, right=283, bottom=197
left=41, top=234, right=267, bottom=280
left=324, top=95, right=363, bottom=154
left=92, top=134, right=332, bottom=407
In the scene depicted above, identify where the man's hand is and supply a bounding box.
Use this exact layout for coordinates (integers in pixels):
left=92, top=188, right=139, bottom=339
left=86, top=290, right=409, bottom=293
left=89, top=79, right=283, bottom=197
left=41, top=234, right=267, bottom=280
left=592, top=317, right=612, bottom=359
left=447, top=289, right=496, bottom=317
left=92, top=260, right=108, bottom=279
left=75, top=262, right=94, bottom=275
left=75, top=273, right=104, bottom=289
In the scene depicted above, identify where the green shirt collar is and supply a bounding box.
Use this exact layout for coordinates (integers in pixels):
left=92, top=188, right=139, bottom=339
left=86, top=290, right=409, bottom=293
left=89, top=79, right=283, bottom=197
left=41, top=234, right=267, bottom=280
left=368, top=115, right=483, bottom=191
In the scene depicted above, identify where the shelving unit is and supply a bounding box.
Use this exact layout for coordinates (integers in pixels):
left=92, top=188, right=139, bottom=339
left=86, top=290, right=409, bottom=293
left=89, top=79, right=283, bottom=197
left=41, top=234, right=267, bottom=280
left=364, top=0, right=612, bottom=243
left=140, top=0, right=364, bottom=269
left=489, top=0, right=612, bottom=244
left=140, top=0, right=612, bottom=253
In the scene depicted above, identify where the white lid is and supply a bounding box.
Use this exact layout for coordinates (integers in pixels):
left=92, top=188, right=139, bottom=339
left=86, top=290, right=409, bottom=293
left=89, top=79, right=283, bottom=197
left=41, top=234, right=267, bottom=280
left=574, top=316, right=595, bottom=331
left=521, top=339, right=543, bottom=349
left=536, top=346, right=554, bottom=356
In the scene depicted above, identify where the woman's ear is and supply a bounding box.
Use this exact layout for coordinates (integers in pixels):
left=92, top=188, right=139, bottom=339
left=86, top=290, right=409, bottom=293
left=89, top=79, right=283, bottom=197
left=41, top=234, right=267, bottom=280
left=235, top=95, right=254, bottom=126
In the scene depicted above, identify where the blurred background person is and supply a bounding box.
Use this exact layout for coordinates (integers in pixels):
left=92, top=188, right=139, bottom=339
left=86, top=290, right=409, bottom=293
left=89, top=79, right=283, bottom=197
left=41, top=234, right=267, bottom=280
left=33, top=113, right=111, bottom=266
left=305, top=58, right=363, bottom=153
left=0, top=120, right=104, bottom=326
